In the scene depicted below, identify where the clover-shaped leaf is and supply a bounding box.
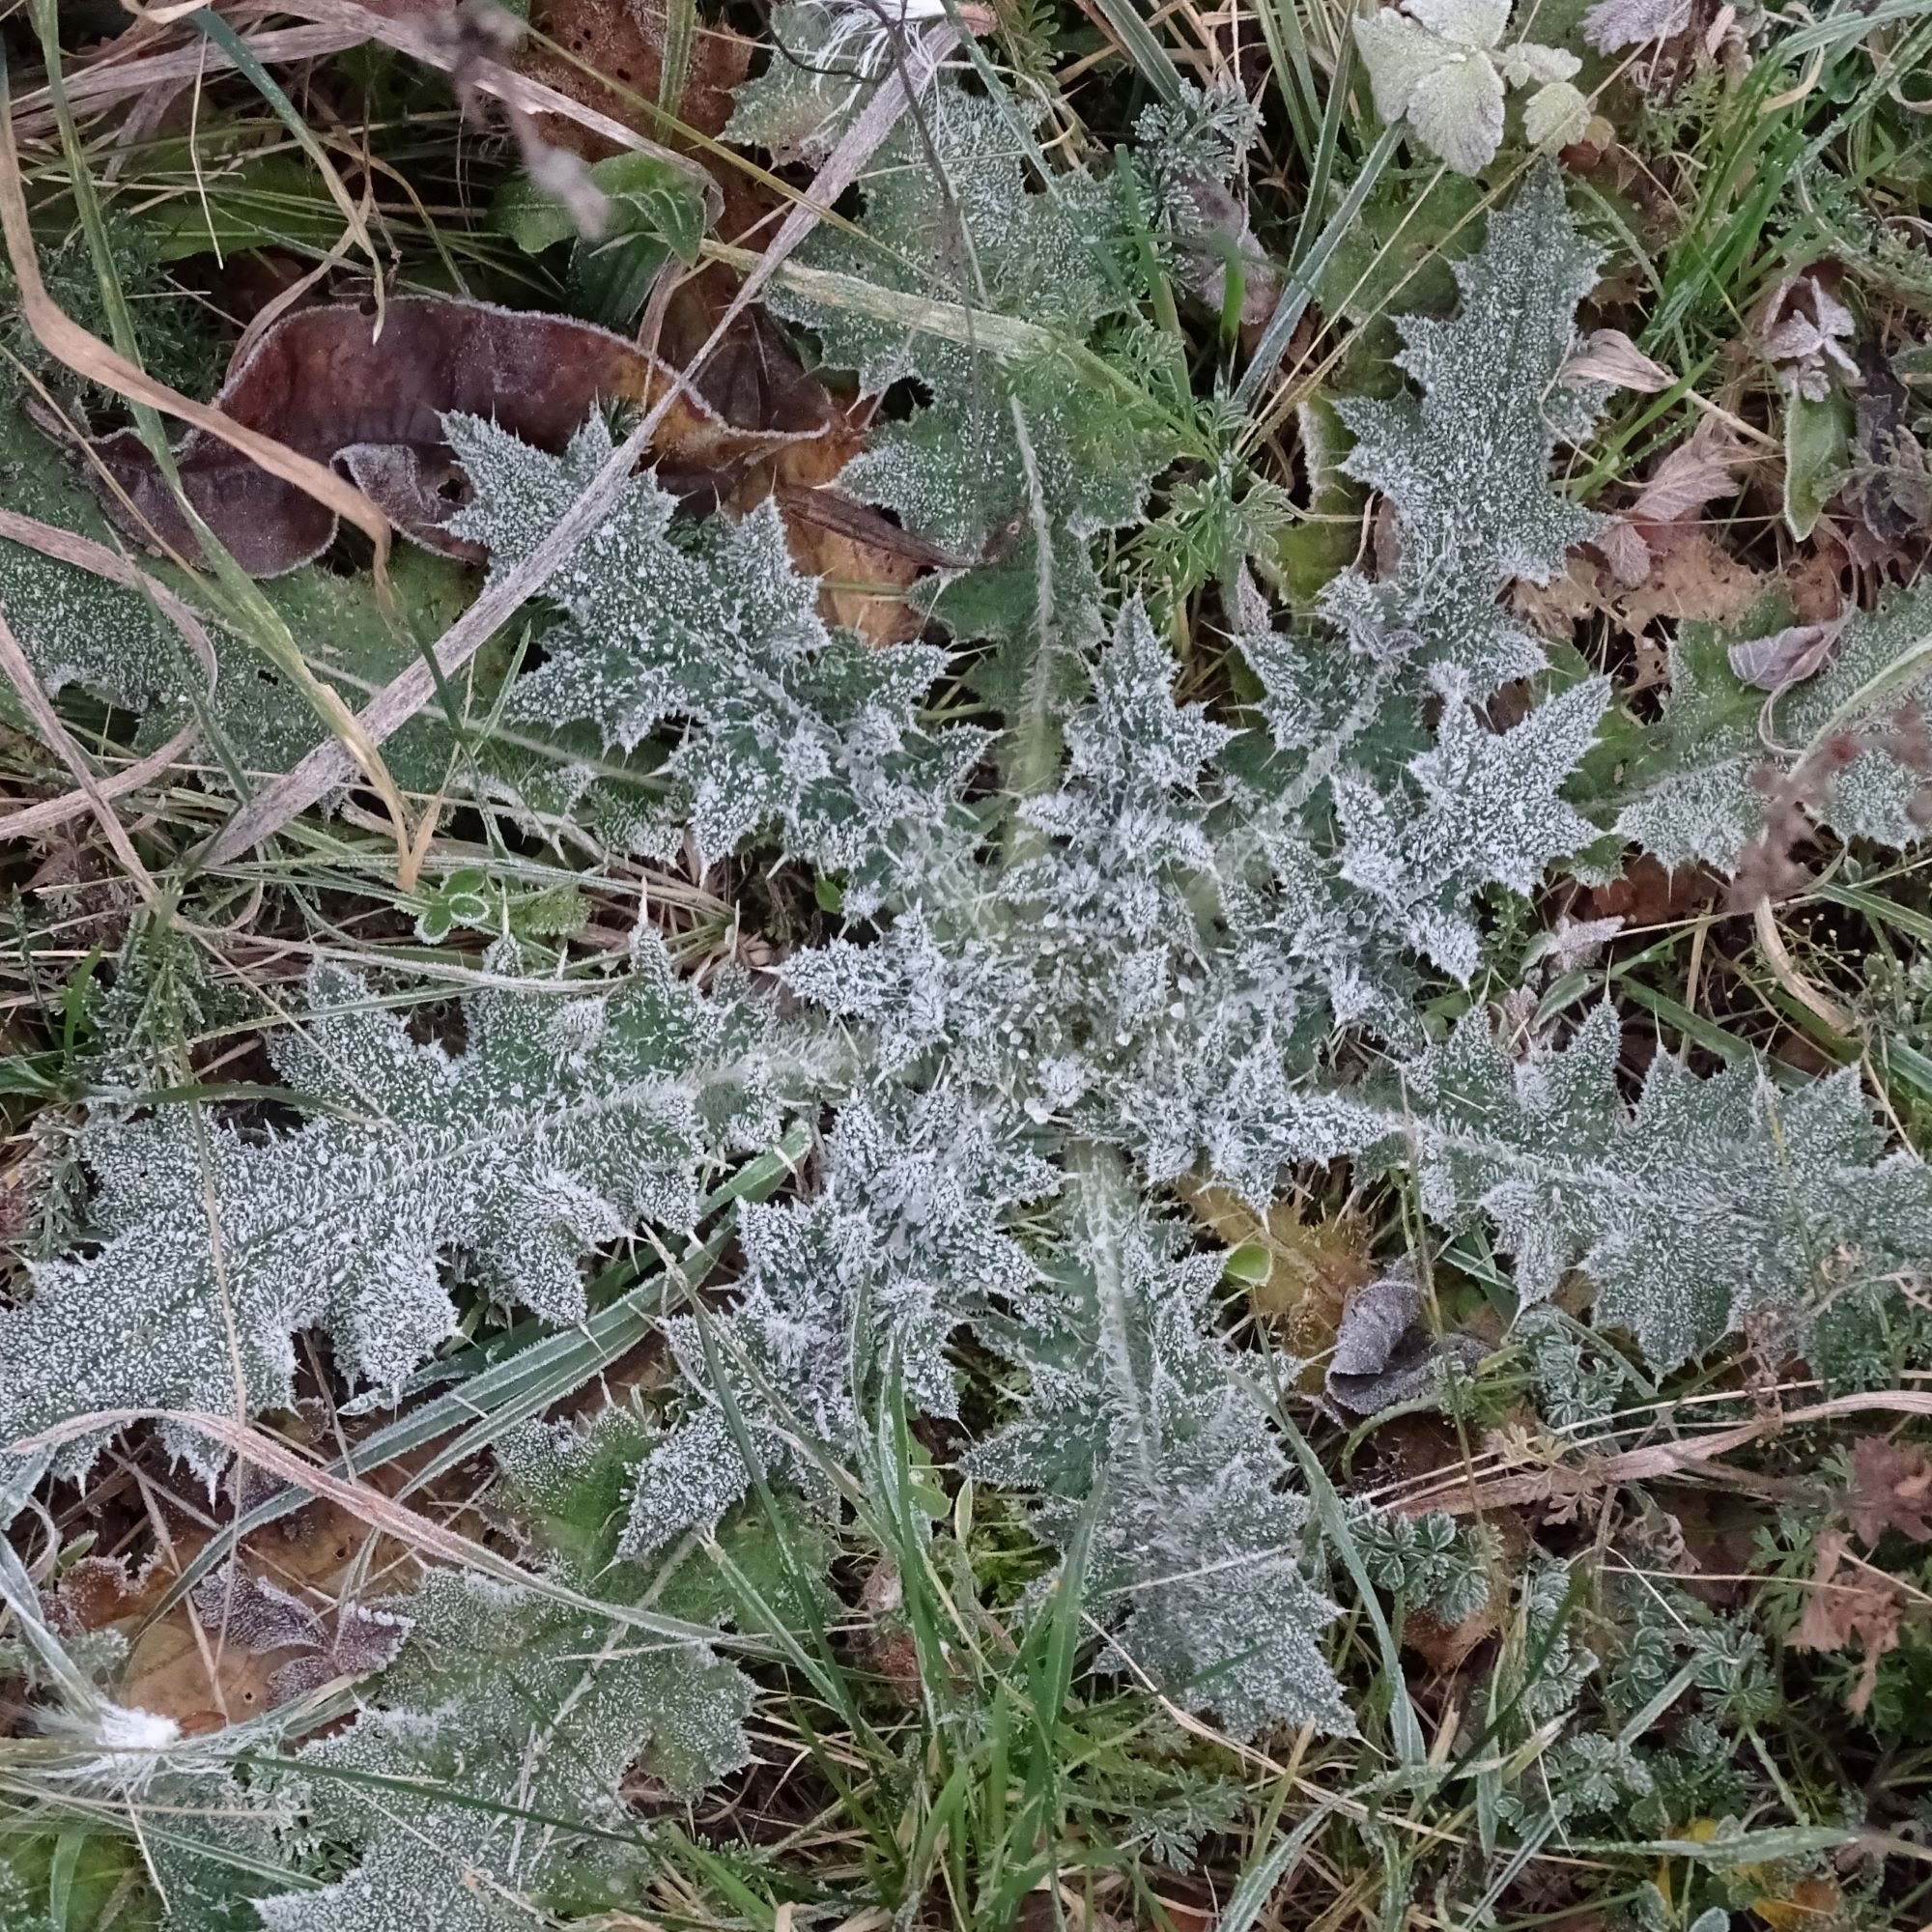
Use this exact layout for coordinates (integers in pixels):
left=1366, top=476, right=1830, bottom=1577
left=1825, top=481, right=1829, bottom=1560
left=413, top=867, right=498, bottom=945
left=1353, top=0, right=1584, bottom=174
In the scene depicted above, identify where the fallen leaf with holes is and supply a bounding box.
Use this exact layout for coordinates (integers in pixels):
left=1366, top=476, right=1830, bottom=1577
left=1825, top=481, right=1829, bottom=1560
left=186, top=1565, right=412, bottom=1705
left=1181, top=1179, right=1373, bottom=1364
left=1512, top=557, right=1599, bottom=639
left=1790, top=1528, right=1904, bottom=1715
left=526, top=0, right=753, bottom=147
left=1846, top=1436, right=1932, bottom=1545
left=93, top=298, right=826, bottom=577
left=59, top=1488, right=426, bottom=1736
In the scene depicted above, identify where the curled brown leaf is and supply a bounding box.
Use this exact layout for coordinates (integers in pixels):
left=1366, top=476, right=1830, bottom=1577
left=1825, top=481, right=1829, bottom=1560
left=92, top=298, right=826, bottom=577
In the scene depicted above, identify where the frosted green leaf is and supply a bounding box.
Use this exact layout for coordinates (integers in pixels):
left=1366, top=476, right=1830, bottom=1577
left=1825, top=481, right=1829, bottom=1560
left=753, top=45, right=1171, bottom=662
left=1352, top=1, right=1579, bottom=174
left=1607, top=590, right=1932, bottom=871
left=1404, top=50, right=1506, bottom=176
left=1392, top=1004, right=1932, bottom=1366
left=448, top=412, right=985, bottom=904
left=0, top=935, right=783, bottom=1481
left=1325, top=166, right=1606, bottom=695
left=622, top=1093, right=1056, bottom=1553
left=1522, top=79, right=1592, bottom=150
left=1498, top=41, right=1581, bottom=82
left=258, top=1412, right=765, bottom=1932
left=724, top=0, right=885, bottom=165
left=1334, top=678, right=1609, bottom=980
left=782, top=600, right=1281, bottom=1171
left=0, top=409, right=188, bottom=715
left=970, top=1156, right=1350, bottom=1737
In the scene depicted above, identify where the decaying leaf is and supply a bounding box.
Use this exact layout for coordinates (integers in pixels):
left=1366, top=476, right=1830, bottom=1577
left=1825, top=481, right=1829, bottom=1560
left=1790, top=1527, right=1903, bottom=1715
left=1404, top=1590, right=1503, bottom=1669
left=1182, top=1179, right=1373, bottom=1358
left=188, top=1565, right=412, bottom=1704
left=1582, top=0, right=1692, bottom=51
left=1845, top=1435, right=1932, bottom=1545
left=1325, top=1272, right=1486, bottom=1415
left=1561, top=327, right=1674, bottom=393
left=93, top=298, right=822, bottom=577
left=1758, top=268, right=1861, bottom=401
left=1594, top=413, right=1754, bottom=588
left=525, top=0, right=754, bottom=145
left=1610, top=526, right=1764, bottom=631
left=1727, top=615, right=1846, bottom=694
left=56, top=1488, right=427, bottom=1736
left=1629, top=413, right=1753, bottom=524
left=1851, top=340, right=1932, bottom=553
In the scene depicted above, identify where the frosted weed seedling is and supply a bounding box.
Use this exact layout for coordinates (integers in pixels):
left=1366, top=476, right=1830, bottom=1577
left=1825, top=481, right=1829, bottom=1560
left=5, top=1, right=1932, bottom=1927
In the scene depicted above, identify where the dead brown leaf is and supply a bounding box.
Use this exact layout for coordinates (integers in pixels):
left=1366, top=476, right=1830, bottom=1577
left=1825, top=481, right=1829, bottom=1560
left=1583, top=853, right=1721, bottom=926
left=1790, top=1529, right=1902, bottom=1716
left=1845, top=1435, right=1932, bottom=1545
left=59, top=1489, right=417, bottom=1735
left=1728, top=615, right=1847, bottom=694
left=93, top=298, right=824, bottom=578
left=1629, top=412, right=1753, bottom=525
left=1612, top=526, right=1765, bottom=632
left=1561, top=327, right=1674, bottom=393
left=1747, top=1876, right=1848, bottom=1932
left=526, top=0, right=753, bottom=146
left=1757, top=266, right=1859, bottom=402
left=1785, top=538, right=1851, bottom=624
left=1179, top=1180, right=1373, bottom=1361
left=1512, top=557, right=1599, bottom=639
left=1404, top=1590, right=1502, bottom=1671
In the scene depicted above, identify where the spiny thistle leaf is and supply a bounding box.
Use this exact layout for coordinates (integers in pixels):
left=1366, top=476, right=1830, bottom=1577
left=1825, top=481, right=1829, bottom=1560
left=970, top=1153, right=1350, bottom=1737
left=0, top=935, right=784, bottom=1482
left=256, top=1412, right=769, bottom=1932
left=1609, top=592, right=1932, bottom=870
left=1390, top=1004, right=1932, bottom=1366
left=447, top=412, right=985, bottom=906
left=746, top=9, right=1174, bottom=659
left=1321, top=164, right=1606, bottom=696
left=622, top=1092, right=1056, bottom=1555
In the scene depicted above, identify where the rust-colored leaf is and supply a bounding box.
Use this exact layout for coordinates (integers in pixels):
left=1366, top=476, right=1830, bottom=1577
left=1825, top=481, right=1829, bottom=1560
left=60, top=1487, right=425, bottom=1737
left=1180, top=1179, right=1373, bottom=1363
left=93, top=297, right=821, bottom=578
left=525, top=0, right=753, bottom=145
left=1405, top=1585, right=1503, bottom=1672
left=1747, top=1875, right=1846, bottom=1932
left=1583, top=853, right=1722, bottom=926
left=1629, top=412, right=1753, bottom=526
left=1845, top=1435, right=1932, bottom=1545
left=1789, top=1527, right=1903, bottom=1716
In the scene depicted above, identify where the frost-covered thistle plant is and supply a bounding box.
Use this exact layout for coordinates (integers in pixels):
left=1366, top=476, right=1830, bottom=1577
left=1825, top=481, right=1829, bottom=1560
left=13, top=32, right=1932, bottom=1921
